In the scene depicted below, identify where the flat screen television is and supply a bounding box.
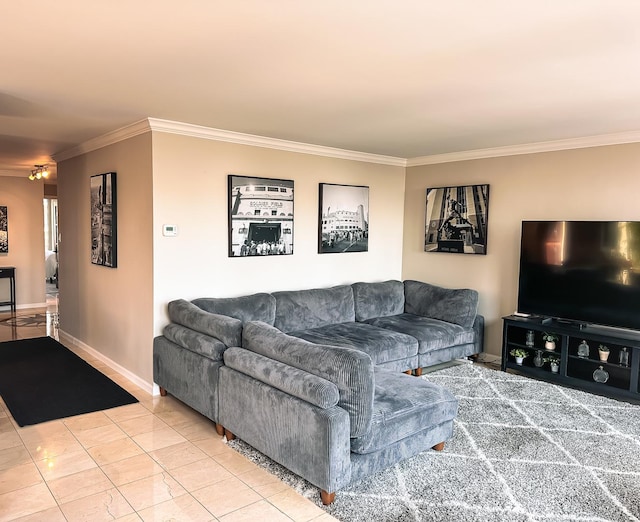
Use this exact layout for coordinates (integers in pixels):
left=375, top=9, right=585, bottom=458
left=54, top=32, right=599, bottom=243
left=517, top=221, right=640, bottom=332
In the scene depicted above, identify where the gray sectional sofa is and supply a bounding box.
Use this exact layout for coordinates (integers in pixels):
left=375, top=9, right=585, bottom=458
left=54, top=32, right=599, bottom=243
left=219, top=321, right=459, bottom=504
left=153, top=279, right=483, bottom=503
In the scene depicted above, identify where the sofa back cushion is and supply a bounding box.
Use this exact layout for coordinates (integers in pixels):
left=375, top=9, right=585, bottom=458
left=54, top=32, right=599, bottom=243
left=272, top=285, right=355, bottom=333
left=352, top=280, right=405, bottom=322
left=168, top=299, right=243, bottom=347
left=242, top=321, right=374, bottom=437
left=192, top=293, right=276, bottom=325
left=404, top=280, right=478, bottom=328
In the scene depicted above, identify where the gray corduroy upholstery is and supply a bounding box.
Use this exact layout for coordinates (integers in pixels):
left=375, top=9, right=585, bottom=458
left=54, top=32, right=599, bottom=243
left=223, top=347, right=339, bottom=409
left=242, top=321, right=374, bottom=438
left=404, top=279, right=479, bottom=328
left=352, top=280, right=405, bottom=322
left=168, top=299, right=243, bottom=347
left=350, top=368, right=458, bottom=454
left=153, top=335, right=221, bottom=422
left=153, top=278, right=481, bottom=502
left=289, top=322, right=418, bottom=372
left=273, top=285, right=355, bottom=333
left=163, top=323, right=226, bottom=360
left=192, top=292, right=276, bottom=325
left=218, top=325, right=459, bottom=498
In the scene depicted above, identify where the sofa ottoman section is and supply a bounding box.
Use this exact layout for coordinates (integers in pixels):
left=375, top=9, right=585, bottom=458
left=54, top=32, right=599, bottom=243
left=351, top=368, right=458, bottom=455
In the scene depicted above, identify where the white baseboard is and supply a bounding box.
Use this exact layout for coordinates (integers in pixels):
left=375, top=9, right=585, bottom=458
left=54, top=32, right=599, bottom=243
left=58, top=330, right=155, bottom=395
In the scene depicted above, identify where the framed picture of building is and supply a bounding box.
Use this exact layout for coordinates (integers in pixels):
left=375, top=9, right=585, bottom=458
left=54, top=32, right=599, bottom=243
left=228, top=175, right=294, bottom=256
left=318, top=183, right=369, bottom=254
left=0, top=206, right=7, bottom=253
left=424, top=184, right=489, bottom=255
left=90, top=172, right=117, bottom=267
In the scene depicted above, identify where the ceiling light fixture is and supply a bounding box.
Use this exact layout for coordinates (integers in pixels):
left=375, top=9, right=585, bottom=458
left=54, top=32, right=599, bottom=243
left=28, top=165, right=49, bottom=181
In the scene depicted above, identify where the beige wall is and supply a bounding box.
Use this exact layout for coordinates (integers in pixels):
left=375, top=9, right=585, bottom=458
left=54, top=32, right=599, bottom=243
left=57, top=133, right=154, bottom=382
left=403, top=142, right=640, bottom=356
left=152, top=132, right=406, bottom=334
left=0, top=176, right=46, bottom=308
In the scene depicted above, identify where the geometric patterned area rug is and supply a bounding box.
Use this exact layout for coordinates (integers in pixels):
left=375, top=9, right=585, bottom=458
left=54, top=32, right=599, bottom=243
left=227, top=363, right=640, bottom=522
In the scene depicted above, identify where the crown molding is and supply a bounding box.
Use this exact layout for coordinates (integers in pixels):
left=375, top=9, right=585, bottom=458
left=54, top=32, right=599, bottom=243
left=147, top=118, right=407, bottom=166
left=52, top=119, right=152, bottom=163
left=406, top=130, right=640, bottom=166
left=53, top=117, right=406, bottom=167
left=53, top=118, right=640, bottom=168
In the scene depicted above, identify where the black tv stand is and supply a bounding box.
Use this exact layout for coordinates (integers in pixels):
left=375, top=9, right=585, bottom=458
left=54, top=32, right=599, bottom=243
left=502, top=315, right=640, bottom=404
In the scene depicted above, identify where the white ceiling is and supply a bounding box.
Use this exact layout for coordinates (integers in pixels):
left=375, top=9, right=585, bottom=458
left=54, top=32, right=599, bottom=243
left=3, top=1, right=640, bottom=178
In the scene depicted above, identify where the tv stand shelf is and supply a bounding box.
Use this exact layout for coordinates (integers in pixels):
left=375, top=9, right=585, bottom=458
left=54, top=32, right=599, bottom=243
left=502, top=315, right=640, bottom=403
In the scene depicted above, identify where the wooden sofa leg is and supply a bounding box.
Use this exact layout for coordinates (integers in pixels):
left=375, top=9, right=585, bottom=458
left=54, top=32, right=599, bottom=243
left=320, top=490, right=335, bottom=505
left=414, top=368, right=423, bottom=377
left=215, top=423, right=225, bottom=436
left=432, top=441, right=445, bottom=451
left=159, top=387, right=167, bottom=397
left=404, top=370, right=412, bottom=375
left=224, top=429, right=235, bottom=441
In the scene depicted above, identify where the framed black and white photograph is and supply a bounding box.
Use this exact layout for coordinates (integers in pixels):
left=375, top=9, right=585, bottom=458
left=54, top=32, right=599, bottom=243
left=90, top=172, right=117, bottom=267
left=425, top=184, right=489, bottom=255
left=0, top=206, right=7, bottom=253
left=318, top=183, right=369, bottom=254
left=228, top=175, right=294, bottom=257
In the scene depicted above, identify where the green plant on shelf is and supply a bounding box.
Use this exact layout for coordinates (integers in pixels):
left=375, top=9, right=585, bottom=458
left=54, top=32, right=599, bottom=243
left=598, top=344, right=610, bottom=353
left=510, top=348, right=529, bottom=358
left=542, top=333, right=559, bottom=342
left=544, top=354, right=560, bottom=364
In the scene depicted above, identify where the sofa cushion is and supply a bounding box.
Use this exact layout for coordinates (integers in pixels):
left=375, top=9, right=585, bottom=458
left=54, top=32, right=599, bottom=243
left=242, top=321, right=374, bottom=437
left=350, top=368, right=458, bottom=455
left=192, top=293, right=276, bottom=325
left=352, top=280, right=405, bottom=322
left=223, top=347, right=340, bottom=409
left=168, top=299, right=243, bottom=347
left=289, top=322, right=418, bottom=367
left=404, top=280, right=478, bottom=328
left=273, top=285, right=355, bottom=333
left=365, top=313, right=476, bottom=354
left=162, top=324, right=227, bottom=361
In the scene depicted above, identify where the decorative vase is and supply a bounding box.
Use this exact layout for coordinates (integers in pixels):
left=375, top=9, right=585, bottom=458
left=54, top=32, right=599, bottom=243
left=577, top=340, right=589, bottom=358
left=545, top=341, right=556, bottom=351
left=619, top=347, right=629, bottom=367
left=550, top=362, right=559, bottom=373
left=533, top=350, right=544, bottom=368
left=515, top=356, right=524, bottom=366
left=599, top=349, right=610, bottom=362
left=525, top=330, right=535, bottom=348
left=593, top=366, right=609, bottom=383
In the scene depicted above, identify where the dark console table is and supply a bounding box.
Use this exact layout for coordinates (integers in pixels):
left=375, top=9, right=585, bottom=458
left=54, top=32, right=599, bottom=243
left=0, top=266, right=16, bottom=313
left=502, top=315, right=640, bottom=404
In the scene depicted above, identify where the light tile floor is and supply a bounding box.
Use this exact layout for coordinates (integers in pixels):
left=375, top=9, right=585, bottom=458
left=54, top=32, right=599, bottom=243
left=0, top=301, right=337, bottom=522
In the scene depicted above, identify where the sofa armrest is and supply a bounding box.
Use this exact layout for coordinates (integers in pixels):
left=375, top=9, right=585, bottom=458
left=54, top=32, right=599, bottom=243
left=404, top=280, right=478, bottom=328
left=168, top=299, right=242, bottom=347
left=223, top=347, right=339, bottom=409
left=163, top=323, right=226, bottom=361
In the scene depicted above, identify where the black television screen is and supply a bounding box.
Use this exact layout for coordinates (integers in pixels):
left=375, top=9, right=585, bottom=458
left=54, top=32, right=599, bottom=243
left=517, top=221, right=640, bottom=331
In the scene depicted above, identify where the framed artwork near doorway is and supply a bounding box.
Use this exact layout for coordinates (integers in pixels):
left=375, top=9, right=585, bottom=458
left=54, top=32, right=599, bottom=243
left=318, top=183, right=369, bottom=254
left=0, top=205, right=7, bottom=253
left=424, top=184, right=490, bottom=255
left=90, top=172, right=117, bottom=267
left=228, top=175, right=294, bottom=257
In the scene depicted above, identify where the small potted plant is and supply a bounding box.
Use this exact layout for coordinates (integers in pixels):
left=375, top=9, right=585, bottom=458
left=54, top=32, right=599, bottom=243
left=545, top=354, right=560, bottom=373
left=598, top=344, right=610, bottom=362
left=543, top=333, right=559, bottom=351
left=510, top=348, right=529, bottom=366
